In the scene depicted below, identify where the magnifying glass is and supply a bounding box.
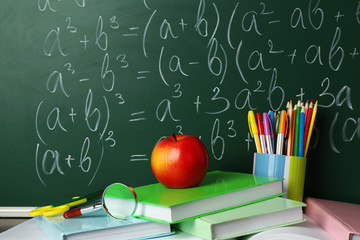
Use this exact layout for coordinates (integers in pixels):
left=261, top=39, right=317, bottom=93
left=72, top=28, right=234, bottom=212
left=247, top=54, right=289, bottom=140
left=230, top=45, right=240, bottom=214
left=63, top=183, right=138, bottom=219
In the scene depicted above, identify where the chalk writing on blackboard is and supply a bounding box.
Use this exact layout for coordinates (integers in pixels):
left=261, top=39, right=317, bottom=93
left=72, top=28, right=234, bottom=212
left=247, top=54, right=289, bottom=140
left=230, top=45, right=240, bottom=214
left=32, top=0, right=359, bottom=188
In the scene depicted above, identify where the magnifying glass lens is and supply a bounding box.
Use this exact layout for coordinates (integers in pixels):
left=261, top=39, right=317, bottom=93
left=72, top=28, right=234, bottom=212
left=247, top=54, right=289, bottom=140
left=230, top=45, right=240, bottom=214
left=102, top=183, right=138, bottom=219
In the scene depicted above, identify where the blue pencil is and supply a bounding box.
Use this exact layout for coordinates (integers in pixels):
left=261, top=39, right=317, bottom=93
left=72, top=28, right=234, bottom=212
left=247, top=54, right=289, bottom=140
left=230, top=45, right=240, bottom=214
left=298, top=105, right=305, bottom=157
left=268, top=111, right=275, bottom=149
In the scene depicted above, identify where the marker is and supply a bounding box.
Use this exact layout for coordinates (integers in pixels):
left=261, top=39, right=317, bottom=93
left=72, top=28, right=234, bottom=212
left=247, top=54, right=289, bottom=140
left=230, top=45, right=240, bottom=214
left=256, top=112, right=266, bottom=153
left=304, top=101, right=318, bottom=157
left=276, top=110, right=288, bottom=155
left=263, top=112, right=274, bottom=154
left=63, top=203, right=102, bottom=219
left=248, top=111, right=262, bottom=153
left=298, top=105, right=305, bottom=157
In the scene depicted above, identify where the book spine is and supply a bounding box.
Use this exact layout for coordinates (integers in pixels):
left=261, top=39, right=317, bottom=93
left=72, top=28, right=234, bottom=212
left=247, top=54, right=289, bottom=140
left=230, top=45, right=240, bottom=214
left=175, top=218, right=213, bottom=240
left=305, top=198, right=351, bottom=240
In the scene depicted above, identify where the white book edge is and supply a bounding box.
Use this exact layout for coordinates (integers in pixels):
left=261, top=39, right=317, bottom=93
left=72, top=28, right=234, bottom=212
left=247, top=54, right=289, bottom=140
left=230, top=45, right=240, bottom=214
left=0, top=207, right=36, bottom=217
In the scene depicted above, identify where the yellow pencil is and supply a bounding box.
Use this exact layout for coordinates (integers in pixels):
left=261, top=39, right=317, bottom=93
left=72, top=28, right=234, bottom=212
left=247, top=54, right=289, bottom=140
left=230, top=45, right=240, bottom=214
left=304, top=100, right=318, bottom=157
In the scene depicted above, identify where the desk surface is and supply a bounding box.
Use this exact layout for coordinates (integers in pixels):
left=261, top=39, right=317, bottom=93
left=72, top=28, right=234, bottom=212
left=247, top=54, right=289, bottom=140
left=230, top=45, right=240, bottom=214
left=0, top=214, right=334, bottom=240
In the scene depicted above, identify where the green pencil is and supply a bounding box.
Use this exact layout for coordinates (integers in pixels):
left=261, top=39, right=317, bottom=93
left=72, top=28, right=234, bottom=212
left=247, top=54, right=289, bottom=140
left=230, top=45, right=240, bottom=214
left=293, top=100, right=301, bottom=156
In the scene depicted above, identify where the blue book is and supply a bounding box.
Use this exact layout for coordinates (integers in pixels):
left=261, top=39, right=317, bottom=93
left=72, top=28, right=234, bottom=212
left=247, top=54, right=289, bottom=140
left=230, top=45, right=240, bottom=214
left=35, top=209, right=172, bottom=240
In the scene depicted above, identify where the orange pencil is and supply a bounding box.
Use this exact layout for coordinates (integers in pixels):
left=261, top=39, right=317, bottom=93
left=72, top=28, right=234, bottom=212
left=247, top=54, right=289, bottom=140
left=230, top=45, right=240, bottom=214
left=286, top=100, right=293, bottom=156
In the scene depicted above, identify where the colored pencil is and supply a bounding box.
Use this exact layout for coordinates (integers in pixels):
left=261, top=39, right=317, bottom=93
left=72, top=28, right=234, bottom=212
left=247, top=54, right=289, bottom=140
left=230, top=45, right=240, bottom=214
left=304, top=101, right=318, bottom=157
left=303, top=100, right=313, bottom=149
left=286, top=100, right=293, bottom=156
left=298, top=105, right=305, bottom=157
left=304, top=100, right=309, bottom=118
left=289, top=105, right=297, bottom=156
left=293, top=100, right=301, bottom=156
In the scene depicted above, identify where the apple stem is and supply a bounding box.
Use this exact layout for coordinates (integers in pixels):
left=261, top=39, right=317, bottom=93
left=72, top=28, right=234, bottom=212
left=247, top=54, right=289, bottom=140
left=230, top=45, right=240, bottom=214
left=172, top=133, right=177, bottom=141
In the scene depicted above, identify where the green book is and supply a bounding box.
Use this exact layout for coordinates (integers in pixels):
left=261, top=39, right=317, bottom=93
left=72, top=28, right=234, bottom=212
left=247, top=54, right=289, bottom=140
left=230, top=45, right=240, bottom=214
left=133, top=171, right=284, bottom=224
left=175, top=197, right=306, bottom=240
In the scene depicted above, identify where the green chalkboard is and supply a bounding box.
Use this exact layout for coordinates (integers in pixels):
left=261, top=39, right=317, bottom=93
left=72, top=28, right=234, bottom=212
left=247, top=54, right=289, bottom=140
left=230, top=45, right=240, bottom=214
left=1, top=0, right=360, bottom=208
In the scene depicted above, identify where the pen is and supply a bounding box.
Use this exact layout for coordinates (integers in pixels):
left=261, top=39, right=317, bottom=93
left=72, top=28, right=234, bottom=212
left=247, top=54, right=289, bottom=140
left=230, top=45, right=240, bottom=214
left=248, top=110, right=262, bottom=153
left=263, top=112, right=274, bottom=154
left=276, top=110, right=288, bottom=155
left=63, top=203, right=103, bottom=219
left=298, top=105, right=305, bottom=157
left=304, top=100, right=318, bottom=157
left=256, top=112, right=267, bottom=153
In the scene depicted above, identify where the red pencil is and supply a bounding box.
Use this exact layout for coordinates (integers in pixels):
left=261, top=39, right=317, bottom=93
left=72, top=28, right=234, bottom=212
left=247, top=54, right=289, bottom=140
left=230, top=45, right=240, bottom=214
left=304, top=100, right=309, bottom=119
left=304, top=100, right=313, bottom=148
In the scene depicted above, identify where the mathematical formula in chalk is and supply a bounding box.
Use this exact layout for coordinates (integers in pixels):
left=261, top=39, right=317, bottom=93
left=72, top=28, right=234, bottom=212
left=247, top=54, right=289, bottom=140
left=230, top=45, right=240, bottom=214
left=32, top=0, right=360, bottom=187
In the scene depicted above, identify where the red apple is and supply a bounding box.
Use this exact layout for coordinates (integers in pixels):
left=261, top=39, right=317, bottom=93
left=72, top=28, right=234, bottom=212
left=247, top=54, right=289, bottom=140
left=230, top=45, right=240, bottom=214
left=151, top=134, right=209, bottom=188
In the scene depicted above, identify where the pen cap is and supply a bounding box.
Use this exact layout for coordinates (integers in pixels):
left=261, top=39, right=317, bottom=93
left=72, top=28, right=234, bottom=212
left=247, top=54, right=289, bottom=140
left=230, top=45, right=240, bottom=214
left=279, top=110, right=288, bottom=135
left=262, top=112, right=273, bottom=136
left=256, top=112, right=264, bottom=134
left=248, top=110, right=258, bottom=137
left=63, top=208, right=81, bottom=219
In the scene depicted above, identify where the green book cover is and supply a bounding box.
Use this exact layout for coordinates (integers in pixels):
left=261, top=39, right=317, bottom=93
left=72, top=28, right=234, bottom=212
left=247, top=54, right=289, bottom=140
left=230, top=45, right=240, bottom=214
left=133, top=171, right=284, bottom=223
left=175, top=197, right=306, bottom=240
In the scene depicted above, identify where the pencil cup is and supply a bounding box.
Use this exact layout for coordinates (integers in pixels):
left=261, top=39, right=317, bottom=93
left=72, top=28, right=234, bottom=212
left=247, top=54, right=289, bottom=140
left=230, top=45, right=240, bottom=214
left=252, top=153, right=307, bottom=202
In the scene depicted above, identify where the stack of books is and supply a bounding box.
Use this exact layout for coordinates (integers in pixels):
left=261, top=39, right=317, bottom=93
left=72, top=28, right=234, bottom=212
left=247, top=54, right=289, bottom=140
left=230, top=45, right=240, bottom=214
left=36, top=171, right=307, bottom=240
left=133, top=170, right=306, bottom=239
